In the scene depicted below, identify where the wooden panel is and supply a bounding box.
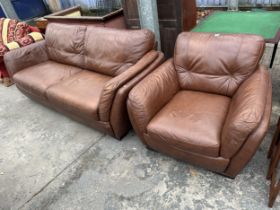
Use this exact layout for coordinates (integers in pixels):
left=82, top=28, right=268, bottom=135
left=157, top=0, right=176, bottom=20
left=121, top=0, right=140, bottom=28
left=182, top=0, right=197, bottom=31
left=160, top=27, right=178, bottom=58
left=37, top=8, right=126, bottom=31
left=122, top=0, right=197, bottom=57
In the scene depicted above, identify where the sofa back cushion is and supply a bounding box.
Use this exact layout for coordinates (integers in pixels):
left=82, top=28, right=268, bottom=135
left=45, top=23, right=155, bottom=76
left=84, top=26, right=155, bottom=76
left=45, top=23, right=86, bottom=68
left=174, top=32, right=265, bottom=97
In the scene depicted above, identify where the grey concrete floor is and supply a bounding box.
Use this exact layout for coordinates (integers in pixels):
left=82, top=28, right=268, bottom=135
left=0, top=44, right=280, bottom=210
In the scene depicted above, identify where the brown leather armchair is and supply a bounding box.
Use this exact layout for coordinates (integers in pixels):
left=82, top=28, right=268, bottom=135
left=127, top=32, right=272, bottom=178
left=4, top=23, right=164, bottom=139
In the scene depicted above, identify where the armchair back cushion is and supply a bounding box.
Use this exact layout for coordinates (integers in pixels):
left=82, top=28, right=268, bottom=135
left=45, top=23, right=155, bottom=77
left=174, top=32, right=265, bottom=96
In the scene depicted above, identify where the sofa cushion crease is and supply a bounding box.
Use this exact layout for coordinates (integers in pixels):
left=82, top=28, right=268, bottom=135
left=46, top=70, right=112, bottom=121
left=13, top=60, right=82, bottom=99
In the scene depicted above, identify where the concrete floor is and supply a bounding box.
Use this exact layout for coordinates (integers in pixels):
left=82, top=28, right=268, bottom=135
left=0, top=45, right=280, bottom=210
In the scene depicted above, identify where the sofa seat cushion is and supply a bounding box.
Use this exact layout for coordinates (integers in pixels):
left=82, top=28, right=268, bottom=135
left=13, top=61, right=82, bottom=99
left=46, top=70, right=112, bottom=121
left=147, top=90, right=231, bottom=157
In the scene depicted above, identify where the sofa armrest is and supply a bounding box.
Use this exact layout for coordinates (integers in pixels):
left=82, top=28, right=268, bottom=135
left=110, top=52, right=165, bottom=139
left=127, top=59, right=180, bottom=142
left=98, top=50, right=160, bottom=122
left=4, top=40, right=48, bottom=77
left=221, top=65, right=270, bottom=159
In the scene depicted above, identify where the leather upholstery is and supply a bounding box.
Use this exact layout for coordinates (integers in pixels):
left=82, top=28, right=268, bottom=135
left=4, top=41, right=48, bottom=77
left=0, top=18, right=44, bottom=81
left=145, top=133, right=229, bottom=172
left=13, top=61, right=81, bottom=99
left=98, top=51, right=159, bottom=122
left=127, top=59, right=179, bottom=142
left=47, top=71, right=112, bottom=121
left=174, top=32, right=265, bottom=96
left=45, top=23, right=155, bottom=77
left=223, top=76, right=272, bottom=178
left=45, top=24, right=86, bottom=68
left=84, top=26, right=155, bottom=76
left=221, top=66, right=269, bottom=158
left=147, top=91, right=230, bottom=157
left=128, top=32, right=271, bottom=177
left=110, top=52, right=165, bottom=139
left=4, top=23, right=163, bottom=139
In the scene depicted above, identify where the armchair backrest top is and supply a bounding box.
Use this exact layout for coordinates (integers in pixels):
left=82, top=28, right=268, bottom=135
left=174, top=32, right=265, bottom=96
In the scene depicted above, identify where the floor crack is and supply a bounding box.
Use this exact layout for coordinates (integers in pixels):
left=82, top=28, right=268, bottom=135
left=18, top=133, right=106, bottom=209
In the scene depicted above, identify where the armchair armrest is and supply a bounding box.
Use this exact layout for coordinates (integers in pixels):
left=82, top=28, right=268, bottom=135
left=98, top=50, right=160, bottom=122
left=127, top=59, right=179, bottom=142
left=110, top=52, right=165, bottom=139
left=4, top=40, right=48, bottom=77
left=221, top=65, right=270, bottom=159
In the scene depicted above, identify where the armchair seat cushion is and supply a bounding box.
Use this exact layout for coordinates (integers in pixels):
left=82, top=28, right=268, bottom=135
left=13, top=61, right=81, bottom=99
left=47, top=71, right=112, bottom=121
left=147, top=90, right=231, bottom=157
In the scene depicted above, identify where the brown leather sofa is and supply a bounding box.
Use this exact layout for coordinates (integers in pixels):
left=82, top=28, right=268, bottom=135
left=4, top=23, right=164, bottom=139
left=127, top=32, right=272, bottom=178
